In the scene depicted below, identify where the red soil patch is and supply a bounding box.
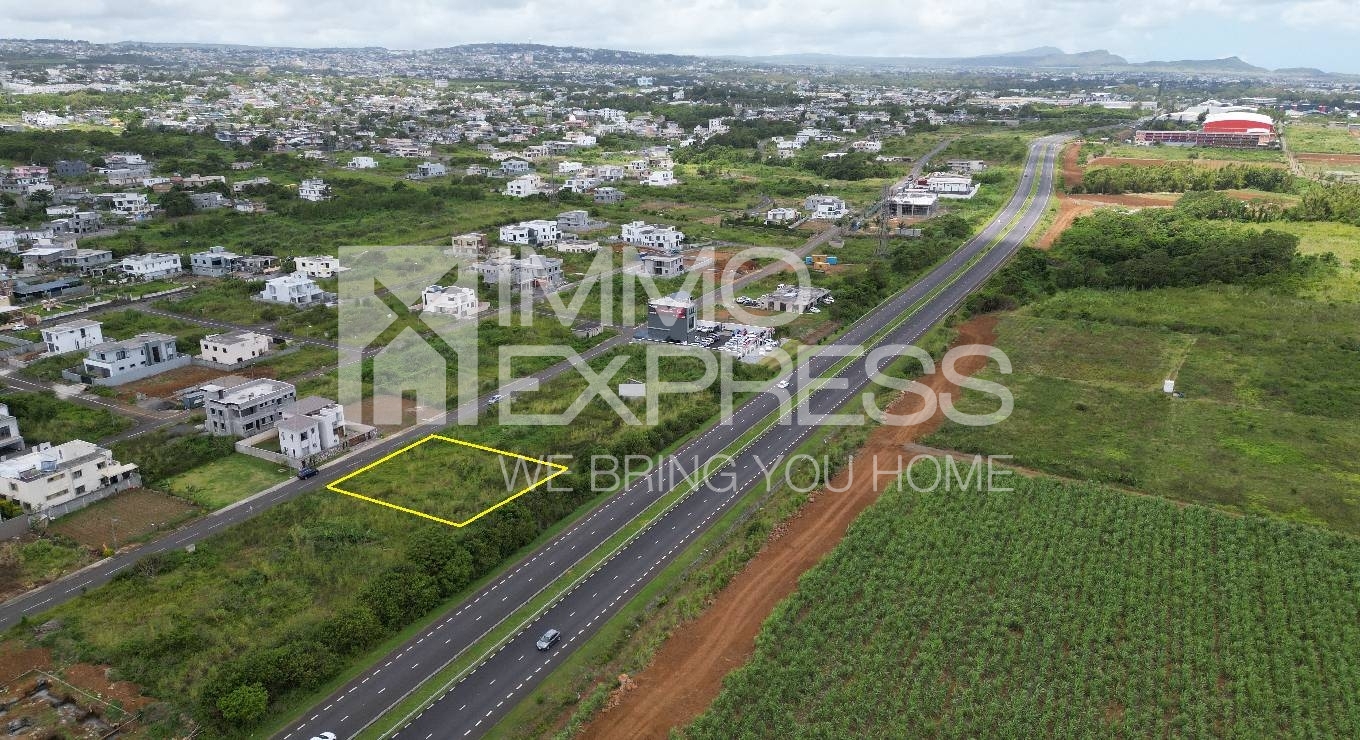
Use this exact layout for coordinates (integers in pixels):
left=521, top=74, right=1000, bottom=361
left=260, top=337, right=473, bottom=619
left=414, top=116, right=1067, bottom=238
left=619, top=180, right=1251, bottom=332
left=1294, top=152, right=1360, bottom=166
left=63, top=663, right=155, bottom=713
left=49, top=488, right=199, bottom=550
left=581, top=316, right=1001, bottom=740
left=1061, top=141, right=1083, bottom=190
left=116, top=363, right=273, bottom=401
left=1036, top=193, right=1176, bottom=249
left=0, top=643, right=52, bottom=681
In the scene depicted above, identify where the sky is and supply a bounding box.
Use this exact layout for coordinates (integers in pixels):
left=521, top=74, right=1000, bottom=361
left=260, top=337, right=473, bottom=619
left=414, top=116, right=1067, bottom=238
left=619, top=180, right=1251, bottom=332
left=3, top=0, right=1357, bottom=74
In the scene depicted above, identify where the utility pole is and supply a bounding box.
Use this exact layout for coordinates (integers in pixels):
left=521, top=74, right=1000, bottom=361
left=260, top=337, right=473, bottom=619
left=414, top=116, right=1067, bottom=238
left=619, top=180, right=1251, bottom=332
left=875, top=181, right=891, bottom=258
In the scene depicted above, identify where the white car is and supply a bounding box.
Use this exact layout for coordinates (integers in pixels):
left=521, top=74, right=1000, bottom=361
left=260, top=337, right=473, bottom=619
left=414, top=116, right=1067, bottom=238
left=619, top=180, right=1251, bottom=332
left=777, top=378, right=791, bottom=389
left=808, top=306, right=821, bottom=314
left=487, top=394, right=503, bottom=405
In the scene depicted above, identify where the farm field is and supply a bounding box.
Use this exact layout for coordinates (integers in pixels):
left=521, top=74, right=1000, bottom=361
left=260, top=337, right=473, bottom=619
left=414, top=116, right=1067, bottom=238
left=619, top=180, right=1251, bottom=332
left=927, top=287, right=1360, bottom=533
left=687, top=477, right=1360, bottom=738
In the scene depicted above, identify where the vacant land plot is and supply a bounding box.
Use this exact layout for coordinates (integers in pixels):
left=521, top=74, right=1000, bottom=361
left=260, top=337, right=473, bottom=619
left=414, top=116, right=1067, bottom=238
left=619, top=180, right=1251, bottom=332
left=688, top=479, right=1360, bottom=738
left=1035, top=193, right=1177, bottom=248
left=1286, top=123, right=1360, bottom=155
left=332, top=435, right=562, bottom=525
left=1269, top=221, right=1360, bottom=302
left=0, top=537, right=91, bottom=601
left=0, top=391, right=133, bottom=445
left=1087, top=142, right=1288, bottom=164
left=928, top=287, right=1360, bottom=533
left=49, top=488, right=199, bottom=549
left=162, top=454, right=292, bottom=510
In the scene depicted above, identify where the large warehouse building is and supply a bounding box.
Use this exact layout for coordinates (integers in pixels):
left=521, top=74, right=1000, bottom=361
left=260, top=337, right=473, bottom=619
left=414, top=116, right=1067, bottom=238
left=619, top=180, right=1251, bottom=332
left=1135, top=111, right=1278, bottom=149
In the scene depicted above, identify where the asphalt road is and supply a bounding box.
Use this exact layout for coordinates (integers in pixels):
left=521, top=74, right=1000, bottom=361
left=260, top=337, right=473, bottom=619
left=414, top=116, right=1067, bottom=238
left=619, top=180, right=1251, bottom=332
left=279, top=133, right=1066, bottom=740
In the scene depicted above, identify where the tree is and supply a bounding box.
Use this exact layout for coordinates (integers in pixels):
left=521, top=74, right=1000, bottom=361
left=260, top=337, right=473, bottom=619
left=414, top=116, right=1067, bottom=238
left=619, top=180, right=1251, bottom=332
left=158, top=189, right=194, bottom=217
left=216, top=683, right=269, bottom=726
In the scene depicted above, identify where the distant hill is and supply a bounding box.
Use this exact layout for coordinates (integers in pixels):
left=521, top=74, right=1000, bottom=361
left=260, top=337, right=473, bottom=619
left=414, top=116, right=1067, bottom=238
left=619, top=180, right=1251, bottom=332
left=736, top=48, right=1319, bottom=76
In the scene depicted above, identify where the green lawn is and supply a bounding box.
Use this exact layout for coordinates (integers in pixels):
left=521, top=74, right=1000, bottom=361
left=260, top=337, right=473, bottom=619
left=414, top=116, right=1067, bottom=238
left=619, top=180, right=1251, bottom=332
left=251, top=344, right=338, bottom=380
left=161, top=454, right=292, bottom=510
left=689, top=477, right=1360, bottom=738
left=1267, top=221, right=1360, bottom=303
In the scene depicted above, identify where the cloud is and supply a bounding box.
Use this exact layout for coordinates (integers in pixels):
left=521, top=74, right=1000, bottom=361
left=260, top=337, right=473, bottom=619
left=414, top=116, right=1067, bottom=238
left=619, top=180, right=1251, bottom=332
left=0, top=0, right=1352, bottom=70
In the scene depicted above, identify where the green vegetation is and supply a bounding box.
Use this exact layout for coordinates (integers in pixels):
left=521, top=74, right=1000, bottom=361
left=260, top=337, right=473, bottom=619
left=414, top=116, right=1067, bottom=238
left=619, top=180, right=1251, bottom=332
left=689, top=477, right=1360, bottom=738
left=162, top=454, right=292, bottom=510
left=13, top=539, right=90, bottom=585
left=1285, top=122, right=1360, bottom=155
left=931, top=287, right=1360, bottom=532
left=1074, top=162, right=1295, bottom=194
left=0, top=391, right=132, bottom=444
left=111, top=432, right=239, bottom=487
left=1085, top=142, right=1289, bottom=164
left=19, top=343, right=774, bottom=736
left=251, top=344, right=337, bottom=379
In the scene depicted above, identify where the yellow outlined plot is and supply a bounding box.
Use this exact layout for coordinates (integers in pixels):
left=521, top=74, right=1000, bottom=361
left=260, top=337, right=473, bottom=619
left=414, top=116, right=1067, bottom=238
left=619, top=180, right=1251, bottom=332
left=327, top=434, right=569, bottom=527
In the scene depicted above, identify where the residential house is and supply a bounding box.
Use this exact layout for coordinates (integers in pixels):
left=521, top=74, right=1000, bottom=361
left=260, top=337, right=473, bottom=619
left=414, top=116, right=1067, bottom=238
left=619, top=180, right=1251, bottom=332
left=347, top=156, right=378, bottom=170
left=499, top=220, right=561, bottom=247
left=298, top=179, right=330, bottom=202
left=98, top=193, right=153, bottom=218
left=0, top=440, right=139, bottom=513
left=53, top=160, right=89, bottom=178
left=41, top=318, right=103, bottom=355
left=258, top=273, right=333, bottom=306
left=118, top=253, right=183, bottom=281
left=448, top=232, right=491, bottom=261
left=500, top=159, right=532, bottom=176
left=765, top=207, right=799, bottom=224
left=556, top=210, right=591, bottom=230
left=20, top=245, right=75, bottom=272
left=59, top=248, right=113, bottom=274
left=0, top=403, right=23, bottom=456
left=595, top=164, right=625, bottom=181
left=561, top=176, right=600, bottom=193
left=503, top=174, right=547, bottom=198
left=275, top=396, right=373, bottom=465
left=199, top=331, right=271, bottom=366
left=76, top=333, right=190, bottom=385
left=645, top=170, right=677, bottom=187
left=421, top=285, right=481, bottom=319
left=294, top=255, right=345, bottom=279
left=203, top=377, right=298, bottom=437
left=804, top=195, right=849, bottom=220
left=471, top=255, right=564, bottom=292
left=946, top=159, right=987, bottom=174
left=415, top=162, right=447, bottom=178
left=593, top=187, right=625, bottom=204
left=642, top=254, right=685, bottom=277
left=621, top=221, right=685, bottom=252
left=190, top=192, right=231, bottom=211
left=191, top=246, right=242, bottom=277
left=922, top=173, right=975, bottom=196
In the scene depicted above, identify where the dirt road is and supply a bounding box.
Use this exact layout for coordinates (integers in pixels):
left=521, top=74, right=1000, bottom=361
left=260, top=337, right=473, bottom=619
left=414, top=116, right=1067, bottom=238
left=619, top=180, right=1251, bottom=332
left=581, top=316, right=1000, bottom=740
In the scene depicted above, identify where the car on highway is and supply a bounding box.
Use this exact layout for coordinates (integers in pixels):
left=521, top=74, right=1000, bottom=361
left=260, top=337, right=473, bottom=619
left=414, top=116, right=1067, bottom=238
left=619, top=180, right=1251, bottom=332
left=536, top=628, right=561, bottom=651
left=487, top=394, right=503, bottom=405
left=297, top=466, right=319, bottom=480
left=777, top=378, right=790, bottom=389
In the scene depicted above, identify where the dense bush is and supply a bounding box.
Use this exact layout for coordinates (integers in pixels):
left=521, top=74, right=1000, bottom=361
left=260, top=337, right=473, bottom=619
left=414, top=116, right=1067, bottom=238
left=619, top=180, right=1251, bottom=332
left=1074, top=162, right=1295, bottom=195
left=111, top=432, right=237, bottom=486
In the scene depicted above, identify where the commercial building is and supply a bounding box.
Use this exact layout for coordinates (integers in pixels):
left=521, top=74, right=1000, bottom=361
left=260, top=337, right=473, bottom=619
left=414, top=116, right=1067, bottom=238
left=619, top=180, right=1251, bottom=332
left=0, top=440, right=140, bottom=514
left=199, top=331, right=272, bottom=366
left=647, top=293, right=697, bottom=343
left=41, top=318, right=104, bottom=355
left=885, top=189, right=939, bottom=218
left=203, top=377, right=298, bottom=437
left=759, top=285, right=831, bottom=313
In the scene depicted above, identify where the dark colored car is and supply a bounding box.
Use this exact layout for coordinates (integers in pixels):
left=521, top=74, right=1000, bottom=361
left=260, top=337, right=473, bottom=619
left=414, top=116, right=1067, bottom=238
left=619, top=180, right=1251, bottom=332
left=297, top=466, right=319, bottom=480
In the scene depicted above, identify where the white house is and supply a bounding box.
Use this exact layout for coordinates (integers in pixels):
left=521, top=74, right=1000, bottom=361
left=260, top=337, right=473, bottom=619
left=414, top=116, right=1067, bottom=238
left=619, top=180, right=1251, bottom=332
left=804, top=195, right=849, bottom=220
left=923, top=173, right=976, bottom=198
left=765, top=207, right=799, bottom=224
left=557, top=161, right=584, bottom=174
left=595, top=164, right=625, bottom=181
left=645, top=170, right=677, bottom=187
left=293, top=255, right=345, bottom=279
left=118, top=253, right=183, bottom=281
left=620, top=221, right=685, bottom=252
left=259, top=273, right=332, bottom=306
left=77, top=333, right=190, bottom=385
left=298, top=179, right=330, bottom=202
left=347, top=156, right=378, bottom=170
left=851, top=140, right=883, bottom=153
left=416, top=162, right=447, bottom=178
left=41, top=318, right=103, bottom=355
left=0, top=440, right=140, bottom=513
left=421, top=285, right=481, bottom=319
left=276, top=396, right=359, bottom=463
left=499, top=220, right=561, bottom=246
left=504, top=174, right=547, bottom=198
left=99, top=193, right=152, bottom=218
left=199, top=331, right=272, bottom=366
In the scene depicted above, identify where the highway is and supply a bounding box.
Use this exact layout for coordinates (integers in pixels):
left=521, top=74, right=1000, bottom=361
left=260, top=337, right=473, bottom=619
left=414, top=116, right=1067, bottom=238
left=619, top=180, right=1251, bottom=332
left=279, top=133, right=1066, bottom=740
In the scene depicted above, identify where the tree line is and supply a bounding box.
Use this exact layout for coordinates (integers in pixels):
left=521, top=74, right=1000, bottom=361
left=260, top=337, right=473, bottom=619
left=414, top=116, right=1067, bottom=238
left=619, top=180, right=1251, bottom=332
left=1073, top=163, right=1296, bottom=195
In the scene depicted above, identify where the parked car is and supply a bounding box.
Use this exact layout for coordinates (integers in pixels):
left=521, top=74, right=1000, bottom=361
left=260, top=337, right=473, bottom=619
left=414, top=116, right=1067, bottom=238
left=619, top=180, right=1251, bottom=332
left=536, top=628, right=561, bottom=650
left=297, top=466, right=319, bottom=480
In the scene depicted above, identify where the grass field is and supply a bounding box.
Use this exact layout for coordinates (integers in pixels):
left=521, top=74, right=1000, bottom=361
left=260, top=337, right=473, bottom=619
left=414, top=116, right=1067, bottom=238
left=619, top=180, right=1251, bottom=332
left=927, top=287, right=1360, bottom=533
left=1285, top=122, right=1360, bottom=155
left=0, top=391, right=133, bottom=445
left=1088, top=142, right=1289, bottom=164
left=688, top=477, right=1360, bottom=738
left=161, top=454, right=292, bottom=510
left=1266, top=221, right=1360, bottom=302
